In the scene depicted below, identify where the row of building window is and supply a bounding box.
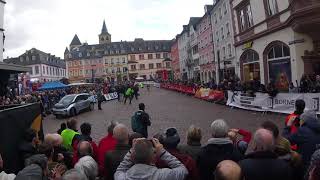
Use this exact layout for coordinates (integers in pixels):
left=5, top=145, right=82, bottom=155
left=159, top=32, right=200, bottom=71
left=69, top=67, right=128, bottom=77
left=130, top=62, right=171, bottom=70
left=238, top=0, right=278, bottom=32
left=219, top=44, right=233, bottom=60
left=30, top=65, right=65, bottom=77
left=213, top=2, right=228, bottom=24
left=130, top=53, right=169, bottom=61
left=216, top=23, right=230, bottom=42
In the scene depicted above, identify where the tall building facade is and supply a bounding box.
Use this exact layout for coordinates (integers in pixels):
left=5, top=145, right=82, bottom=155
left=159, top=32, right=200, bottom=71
left=177, top=25, right=190, bottom=80
left=231, top=0, right=320, bottom=90
left=127, top=39, right=172, bottom=80
left=171, top=38, right=180, bottom=80
left=189, top=17, right=202, bottom=81
left=65, top=21, right=172, bottom=83
left=197, top=5, right=215, bottom=83
left=4, top=48, right=66, bottom=82
left=211, top=0, right=236, bottom=83
left=0, top=0, right=5, bottom=62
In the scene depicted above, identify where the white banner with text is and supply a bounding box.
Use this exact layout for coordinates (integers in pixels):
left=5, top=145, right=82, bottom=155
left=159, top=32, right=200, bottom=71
left=227, top=91, right=320, bottom=114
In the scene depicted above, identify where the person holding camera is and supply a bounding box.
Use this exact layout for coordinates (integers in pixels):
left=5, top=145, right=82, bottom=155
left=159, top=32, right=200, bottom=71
left=114, top=138, right=188, bottom=180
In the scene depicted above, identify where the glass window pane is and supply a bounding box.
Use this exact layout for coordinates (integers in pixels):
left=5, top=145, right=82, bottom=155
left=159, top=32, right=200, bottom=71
left=274, top=45, right=283, bottom=58
left=268, top=48, right=274, bottom=59
left=283, top=45, right=290, bottom=57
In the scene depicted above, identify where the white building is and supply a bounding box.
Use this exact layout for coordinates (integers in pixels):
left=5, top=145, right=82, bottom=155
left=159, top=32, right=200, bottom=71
left=4, top=48, right=66, bottom=82
left=231, top=0, right=320, bottom=90
left=189, top=17, right=201, bottom=81
left=211, top=0, right=236, bottom=83
left=0, top=0, right=5, bottom=62
left=178, top=25, right=190, bottom=80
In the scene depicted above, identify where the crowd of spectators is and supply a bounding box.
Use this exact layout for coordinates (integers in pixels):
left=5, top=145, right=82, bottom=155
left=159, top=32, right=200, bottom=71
left=0, top=99, right=319, bottom=180
left=163, top=74, right=320, bottom=95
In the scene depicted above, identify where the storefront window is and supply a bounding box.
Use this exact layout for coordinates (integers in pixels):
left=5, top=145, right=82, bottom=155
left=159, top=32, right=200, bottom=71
left=241, top=50, right=260, bottom=82
left=267, top=43, right=291, bottom=90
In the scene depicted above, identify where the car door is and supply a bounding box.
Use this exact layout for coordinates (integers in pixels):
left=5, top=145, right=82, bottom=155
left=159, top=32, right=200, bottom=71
left=78, top=95, right=87, bottom=111
left=74, top=95, right=82, bottom=112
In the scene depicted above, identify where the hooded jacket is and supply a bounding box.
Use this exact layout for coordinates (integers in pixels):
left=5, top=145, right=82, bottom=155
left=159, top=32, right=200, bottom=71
left=284, top=111, right=320, bottom=169
left=114, top=150, right=188, bottom=180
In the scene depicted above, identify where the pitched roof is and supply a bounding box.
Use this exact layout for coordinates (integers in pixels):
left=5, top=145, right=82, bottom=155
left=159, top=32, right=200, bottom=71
left=70, top=34, right=81, bottom=46
left=66, top=39, right=172, bottom=60
left=101, top=20, right=108, bottom=34
left=64, top=47, right=69, bottom=54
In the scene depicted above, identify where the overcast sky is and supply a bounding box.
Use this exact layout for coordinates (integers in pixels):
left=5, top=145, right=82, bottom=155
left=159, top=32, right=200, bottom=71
left=4, top=0, right=213, bottom=58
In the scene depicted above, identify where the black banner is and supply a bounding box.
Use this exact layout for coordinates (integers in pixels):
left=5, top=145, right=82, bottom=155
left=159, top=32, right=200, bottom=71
left=0, top=103, right=43, bottom=173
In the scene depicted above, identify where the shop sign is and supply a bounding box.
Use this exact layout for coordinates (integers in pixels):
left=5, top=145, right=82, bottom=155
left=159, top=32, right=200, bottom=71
left=243, top=42, right=253, bottom=50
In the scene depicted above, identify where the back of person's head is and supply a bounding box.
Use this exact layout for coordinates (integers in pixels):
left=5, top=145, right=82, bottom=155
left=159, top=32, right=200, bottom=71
left=161, top=127, right=180, bottom=149
left=253, top=128, right=274, bottom=152
left=211, top=119, right=229, bottom=138
left=62, top=169, right=87, bottom=180
left=215, top=160, right=242, bottom=180
left=295, top=99, right=305, bottom=114
left=139, top=103, right=145, bottom=111
left=80, top=123, right=91, bottom=136
left=78, top=141, right=93, bottom=158
left=24, top=154, right=48, bottom=171
left=131, top=139, right=154, bottom=164
left=187, top=125, right=202, bottom=145
left=129, top=132, right=143, bottom=147
left=261, top=121, right=279, bottom=139
left=38, top=143, right=53, bottom=159
left=67, top=119, right=78, bottom=131
left=107, top=121, right=118, bottom=135
left=74, top=156, right=98, bottom=180
left=300, top=110, right=318, bottom=125
left=113, top=124, right=129, bottom=144
left=24, top=128, right=37, bottom=142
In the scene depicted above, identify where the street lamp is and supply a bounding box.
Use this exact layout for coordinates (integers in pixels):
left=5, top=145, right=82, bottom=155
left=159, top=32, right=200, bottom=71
left=91, top=64, right=96, bottom=83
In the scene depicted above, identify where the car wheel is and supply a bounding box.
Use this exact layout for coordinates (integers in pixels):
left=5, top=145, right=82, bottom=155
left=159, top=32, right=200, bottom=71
left=89, top=103, right=94, bottom=111
left=70, top=108, right=77, bottom=117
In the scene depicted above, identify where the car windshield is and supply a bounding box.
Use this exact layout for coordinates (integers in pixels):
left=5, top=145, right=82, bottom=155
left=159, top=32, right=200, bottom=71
left=59, top=95, right=76, bottom=105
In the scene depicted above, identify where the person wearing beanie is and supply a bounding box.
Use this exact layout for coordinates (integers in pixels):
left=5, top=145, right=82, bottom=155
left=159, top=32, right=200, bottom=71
left=156, top=127, right=199, bottom=180
left=284, top=110, right=320, bottom=172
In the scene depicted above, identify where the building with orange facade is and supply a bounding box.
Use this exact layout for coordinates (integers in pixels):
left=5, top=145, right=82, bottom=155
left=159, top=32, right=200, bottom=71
left=65, top=21, right=172, bottom=83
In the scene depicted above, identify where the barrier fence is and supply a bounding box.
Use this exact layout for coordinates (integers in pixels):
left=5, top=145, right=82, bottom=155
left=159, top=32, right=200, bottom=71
left=160, top=83, right=225, bottom=102
left=160, top=83, right=320, bottom=115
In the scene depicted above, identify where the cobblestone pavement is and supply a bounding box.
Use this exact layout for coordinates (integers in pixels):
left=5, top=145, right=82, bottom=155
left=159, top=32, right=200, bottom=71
left=43, top=87, right=286, bottom=144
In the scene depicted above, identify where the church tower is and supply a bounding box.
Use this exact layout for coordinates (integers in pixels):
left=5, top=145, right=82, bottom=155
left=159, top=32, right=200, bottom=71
left=99, top=20, right=111, bottom=44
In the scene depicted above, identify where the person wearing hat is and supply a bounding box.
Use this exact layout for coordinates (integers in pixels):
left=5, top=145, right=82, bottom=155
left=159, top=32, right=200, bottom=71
left=156, top=127, right=199, bottom=180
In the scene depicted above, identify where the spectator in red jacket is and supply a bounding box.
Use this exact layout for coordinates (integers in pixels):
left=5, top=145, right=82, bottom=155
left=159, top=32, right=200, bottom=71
left=156, top=127, right=200, bottom=180
left=98, top=121, right=118, bottom=176
left=284, top=99, right=305, bottom=150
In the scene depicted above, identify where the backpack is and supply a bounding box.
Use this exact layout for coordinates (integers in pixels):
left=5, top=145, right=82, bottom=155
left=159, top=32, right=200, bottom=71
left=131, top=112, right=143, bottom=132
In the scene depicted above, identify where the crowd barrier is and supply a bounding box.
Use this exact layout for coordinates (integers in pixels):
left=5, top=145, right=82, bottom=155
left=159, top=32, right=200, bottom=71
left=160, top=83, right=225, bottom=102
left=227, top=91, right=320, bottom=115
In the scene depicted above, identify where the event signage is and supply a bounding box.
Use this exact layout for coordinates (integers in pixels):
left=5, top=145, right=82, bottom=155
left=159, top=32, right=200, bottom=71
left=104, top=92, right=118, bottom=101
left=227, top=91, right=320, bottom=114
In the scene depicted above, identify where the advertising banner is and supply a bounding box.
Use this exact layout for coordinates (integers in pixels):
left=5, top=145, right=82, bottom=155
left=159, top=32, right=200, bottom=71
left=227, top=91, right=320, bottom=114
left=268, top=59, right=291, bottom=91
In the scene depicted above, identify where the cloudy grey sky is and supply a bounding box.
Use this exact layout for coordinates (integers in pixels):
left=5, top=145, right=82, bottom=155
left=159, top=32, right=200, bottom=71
left=4, top=0, right=212, bottom=58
